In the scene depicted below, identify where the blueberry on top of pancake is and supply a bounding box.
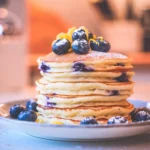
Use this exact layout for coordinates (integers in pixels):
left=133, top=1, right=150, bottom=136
left=52, top=39, right=71, bottom=55
left=90, top=37, right=110, bottom=52
left=72, top=39, right=89, bottom=55
left=72, top=28, right=87, bottom=41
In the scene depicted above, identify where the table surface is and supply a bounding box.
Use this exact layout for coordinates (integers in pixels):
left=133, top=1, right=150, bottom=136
left=0, top=130, right=149, bottom=150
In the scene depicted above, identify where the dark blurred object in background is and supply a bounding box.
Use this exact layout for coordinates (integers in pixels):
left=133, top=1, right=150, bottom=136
left=126, top=0, right=137, bottom=20
left=141, top=9, right=150, bottom=52
left=92, top=0, right=115, bottom=20
left=0, top=0, right=28, bottom=92
left=0, top=0, right=22, bottom=36
left=0, top=0, right=8, bottom=6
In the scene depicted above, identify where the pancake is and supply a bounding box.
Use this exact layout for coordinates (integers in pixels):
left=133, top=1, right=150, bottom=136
left=40, top=51, right=131, bottom=62
left=37, top=103, right=134, bottom=118
left=36, top=88, right=133, bottom=96
left=41, top=71, right=134, bottom=78
left=37, top=94, right=130, bottom=104
left=37, top=99, right=130, bottom=108
left=36, top=115, right=132, bottom=125
left=37, top=51, right=133, bottom=73
left=41, top=71, right=134, bottom=83
left=36, top=79, right=134, bottom=90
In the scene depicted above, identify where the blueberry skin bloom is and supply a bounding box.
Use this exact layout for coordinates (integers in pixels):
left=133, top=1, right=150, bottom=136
left=26, top=99, right=38, bottom=112
left=72, top=39, right=89, bottom=55
left=107, top=116, right=128, bottom=124
left=52, top=39, right=71, bottom=55
left=9, top=104, right=25, bottom=118
left=80, top=117, right=98, bottom=125
left=72, top=28, right=87, bottom=41
left=90, top=39, right=110, bottom=52
left=134, top=111, right=150, bottom=122
left=18, top=110, right=37, bottom=122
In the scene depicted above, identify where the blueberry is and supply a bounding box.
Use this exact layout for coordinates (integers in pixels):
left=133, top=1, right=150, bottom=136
left=9, top=104, right=24, bottom=118
left=90, top=39, right=110, bottom=52
left=39, top=62, right=50, bottom=73
left=80, top=117, right=98, bottom=125
left=90, top=39, right=99, bottom=51
left=46, top=102, right=57, bottom=107
left=72, top=28, right=87, bottom=41
left=72, top=39, right=89, bottom=55
left=116, top=63, right=125, bottom=67
left=110, top=90, right=119, bottom=96
left=26, top=99, right=38, bottom=112
left=73, top=62, right=85, bottom=71
left=88, top=31, right=93, bottom=39
left=72, top=62, right=94, bottom=72
left=131, top=108, right=150, bottom=122
left=52, top=39, right=71, bottom=55
left=107, top=116, right=128, bottom=124
left=18, top=110, right=37, bottom=122
left=116, top=73, right=128, bottom=82
left=134, top=111, right=150, bottom=121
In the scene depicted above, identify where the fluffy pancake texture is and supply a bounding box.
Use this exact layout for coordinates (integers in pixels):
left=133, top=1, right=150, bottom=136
left=36, top=51, right=134, bottom=125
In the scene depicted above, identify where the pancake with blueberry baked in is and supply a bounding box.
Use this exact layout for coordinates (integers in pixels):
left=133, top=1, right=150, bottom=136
left=36, top=26, right=134, bottom=125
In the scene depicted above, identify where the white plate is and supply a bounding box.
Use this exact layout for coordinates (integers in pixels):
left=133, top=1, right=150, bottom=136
left=0, top=100, right=150, bottom=141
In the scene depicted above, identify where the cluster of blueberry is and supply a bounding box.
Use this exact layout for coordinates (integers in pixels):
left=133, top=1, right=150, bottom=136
left=80, top=108, right=150, bottom=125
left=9, top=99, right=38, bottom=122
left=80, top=116, right=127, bottom=125
left=52, top=27, right=110, bottom=55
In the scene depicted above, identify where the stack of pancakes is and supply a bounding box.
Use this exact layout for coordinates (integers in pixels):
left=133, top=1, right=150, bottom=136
left=36, top=51, right=134, bottom=124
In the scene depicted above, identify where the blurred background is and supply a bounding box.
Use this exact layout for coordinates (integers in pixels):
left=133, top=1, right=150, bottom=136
left=0, top=0, right=150, bottom=101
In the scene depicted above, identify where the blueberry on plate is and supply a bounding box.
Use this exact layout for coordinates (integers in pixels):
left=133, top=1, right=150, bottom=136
left=80, top=117, right=98, bottom=125
left=52, top=38, right=71, bottom=55
left=26, top=99, right=38, bottom=112
left=131, top=107, right=150, bottom=122
left=18, top=110, right=37, bottom=122
left=107, top=116, right=128, bottom=124
left=134, top=111, right=150, bottom=122
left=72, top=39, right=89, bottom=55
left=9, top=104, right=25, bottom=118
left=72, top=28, right=87, bottom=41
left=90, top=38, right=110, bottom=52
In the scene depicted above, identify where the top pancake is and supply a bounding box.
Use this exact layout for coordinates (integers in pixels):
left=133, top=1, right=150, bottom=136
left=39, top=51, right=131, bottom=63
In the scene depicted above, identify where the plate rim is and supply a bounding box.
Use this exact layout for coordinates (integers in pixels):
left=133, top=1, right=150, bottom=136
left=0, top=99, right=150, bottom=129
